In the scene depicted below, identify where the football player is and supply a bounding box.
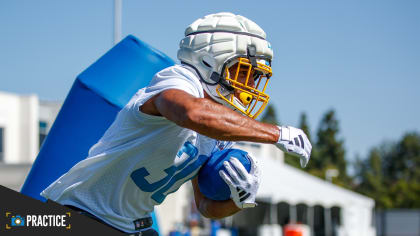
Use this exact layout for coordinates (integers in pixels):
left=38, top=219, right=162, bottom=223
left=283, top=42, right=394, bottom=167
left=41, top=12, right=311, bottom=236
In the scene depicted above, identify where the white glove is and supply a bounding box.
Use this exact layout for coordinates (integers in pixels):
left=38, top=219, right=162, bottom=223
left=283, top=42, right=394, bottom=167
left=275, top=125, right=312, bottom=168
left=219, top=155, right=260, bottom=209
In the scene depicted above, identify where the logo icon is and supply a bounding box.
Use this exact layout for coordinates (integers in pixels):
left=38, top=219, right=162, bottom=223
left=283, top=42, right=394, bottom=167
left=11, top=215, right=25, bottom=226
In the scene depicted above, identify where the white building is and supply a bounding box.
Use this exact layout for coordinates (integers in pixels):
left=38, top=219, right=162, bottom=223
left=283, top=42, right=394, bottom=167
left=0, top=91, right=61, bottom=190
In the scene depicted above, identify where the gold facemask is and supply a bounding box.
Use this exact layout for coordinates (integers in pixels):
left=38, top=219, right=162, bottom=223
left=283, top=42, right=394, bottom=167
left=216, top=58, right=272, bottom=119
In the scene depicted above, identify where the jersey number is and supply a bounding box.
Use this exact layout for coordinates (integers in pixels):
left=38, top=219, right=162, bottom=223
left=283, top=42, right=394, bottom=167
left=130, top=141, right=207, bottom=204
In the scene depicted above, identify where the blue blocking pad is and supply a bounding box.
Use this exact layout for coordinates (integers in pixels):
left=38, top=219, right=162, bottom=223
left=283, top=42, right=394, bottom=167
left=198, top=149, right=251, bottom=201
left=20, top=79, right=120, bottom=200
left=78, top=35, right=174, bottom=108
left=20, top=35, right=174, bottom=234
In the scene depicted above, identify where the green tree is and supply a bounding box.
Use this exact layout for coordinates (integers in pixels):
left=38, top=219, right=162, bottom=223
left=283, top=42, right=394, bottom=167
left=383, top=132, right=420, bottom=184
left=354, top=148, right=392, bottom=208
left=310, top=109, right=349, bottom=185
left=354, top=132, right=420, bottom=208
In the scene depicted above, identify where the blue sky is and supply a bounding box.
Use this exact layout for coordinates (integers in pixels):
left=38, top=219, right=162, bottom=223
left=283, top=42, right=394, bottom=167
left=1, top=0, right=419, bottom=164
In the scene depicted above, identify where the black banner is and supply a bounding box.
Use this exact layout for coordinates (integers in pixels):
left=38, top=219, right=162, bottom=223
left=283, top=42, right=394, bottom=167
left=0, top=185, right=124, bottom=235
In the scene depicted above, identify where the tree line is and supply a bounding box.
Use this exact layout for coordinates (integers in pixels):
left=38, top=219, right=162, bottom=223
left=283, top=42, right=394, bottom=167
left=260, top=105, right=420, bottom=209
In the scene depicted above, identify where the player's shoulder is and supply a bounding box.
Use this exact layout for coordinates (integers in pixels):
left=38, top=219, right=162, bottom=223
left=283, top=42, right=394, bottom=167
left=150, top=64, right=204, bottom=97
left=154, top=64, right=201, bottom=85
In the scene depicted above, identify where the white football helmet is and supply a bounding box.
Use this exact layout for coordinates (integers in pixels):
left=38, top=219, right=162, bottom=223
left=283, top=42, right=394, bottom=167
left=177, top=12, right=274, bottom=119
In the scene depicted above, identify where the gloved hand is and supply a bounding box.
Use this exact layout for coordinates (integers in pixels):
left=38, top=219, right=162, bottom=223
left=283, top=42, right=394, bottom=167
left=219, top=154, right=260, bottom=209
left=275, top=125, right=312, bottom=167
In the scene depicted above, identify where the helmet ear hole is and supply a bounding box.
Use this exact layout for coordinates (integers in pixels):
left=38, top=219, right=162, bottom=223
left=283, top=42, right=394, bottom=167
left=202, top=55, right=216, bottom=69
left=203, top=60, right=211, bottom=68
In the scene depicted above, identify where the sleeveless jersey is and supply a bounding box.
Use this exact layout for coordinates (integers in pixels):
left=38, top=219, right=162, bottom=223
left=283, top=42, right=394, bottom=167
left=41, top=64, right=233, bottom=233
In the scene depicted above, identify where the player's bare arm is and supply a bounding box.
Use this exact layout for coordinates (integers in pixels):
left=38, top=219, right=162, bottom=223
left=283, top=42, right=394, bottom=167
left=142, top=88, right=311, bottom=167
left=141, top=88, right=279, bottom=143
left=191, top=176, right=240, bottom=219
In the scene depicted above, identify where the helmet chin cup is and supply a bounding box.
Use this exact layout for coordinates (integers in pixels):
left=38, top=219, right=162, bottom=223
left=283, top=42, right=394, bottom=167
left=239, top=92, right=253, bottom=106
